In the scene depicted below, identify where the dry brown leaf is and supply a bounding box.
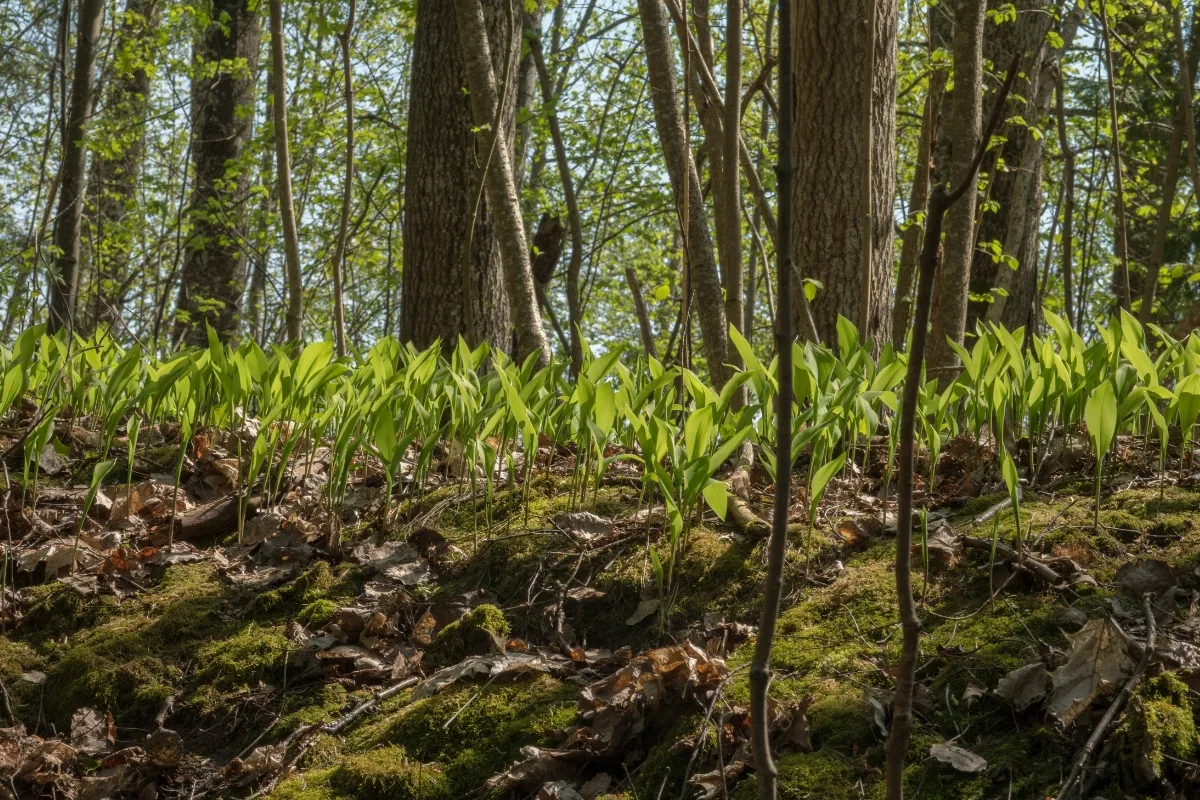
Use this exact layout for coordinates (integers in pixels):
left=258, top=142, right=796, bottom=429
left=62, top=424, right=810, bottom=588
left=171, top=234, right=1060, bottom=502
left=1046, top=618, right=1134, bottom=726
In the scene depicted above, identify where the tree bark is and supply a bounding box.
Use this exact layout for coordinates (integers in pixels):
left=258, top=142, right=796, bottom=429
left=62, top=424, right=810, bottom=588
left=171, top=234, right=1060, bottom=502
left=1098, top=0, right=1131, bottom=311
left=401, top=0, right=512, bottom=356
left=454, top=0, right=549, bottom=367
left=722, top=0, right=745, bottom=349
left=85, top=0, right=161, bottom=334
left=329, top=0, right=355, bottom=358
left=891, top=4, right=948, bottom=349
left=792, top=0, right=897, bottom=352
left=174, top=0, right=260, bottom=346
left=1055, top=67, right=1076, bottom=329
left=47, top=0, right=105, bottom=335
left=636, top=0, right=729, bottom=387
left=268, top=0, right=304, bottom=344
left=927, top=0, right=985, bottom=375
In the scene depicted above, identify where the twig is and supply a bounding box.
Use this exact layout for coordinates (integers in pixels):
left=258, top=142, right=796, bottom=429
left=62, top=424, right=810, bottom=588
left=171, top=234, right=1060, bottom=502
left=1056, top=592, right=1157, bottom=799
left=320, top=676, right=418, bottom=735
left=958, top=534, right=1064, bottom=587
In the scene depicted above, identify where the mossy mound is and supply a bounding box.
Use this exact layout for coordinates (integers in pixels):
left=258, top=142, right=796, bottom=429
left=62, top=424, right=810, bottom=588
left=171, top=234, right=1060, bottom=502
left=330, top=747, right=451, bottom=800
left=427, top=603, right=510, bottom=666
left=733, top=751, right=858, bottom=800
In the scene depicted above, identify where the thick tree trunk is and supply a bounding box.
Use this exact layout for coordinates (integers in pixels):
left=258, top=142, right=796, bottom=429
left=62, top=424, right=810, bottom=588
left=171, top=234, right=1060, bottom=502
left=174, top=0, right=260, bottom=346
left=891, top=3, right=949, bottom=349
left=85, top=0, right=161, bottom=334
left=401, top=0, right=513, bottom=356
left=792, top=0, right=897, bottom=352
left=454, top=0, right=549, bottom=367
left=268, top=0, right=304, bottom=344
left=927, top=0, right=985, bottom=374
left=47, top=0, right=105, bottom=335
left=636, top=0, right=729, bottom=387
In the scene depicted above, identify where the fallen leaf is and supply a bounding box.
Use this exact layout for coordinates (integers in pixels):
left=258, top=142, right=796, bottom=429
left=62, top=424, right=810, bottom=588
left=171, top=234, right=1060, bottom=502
left=1046, top=618, right=1135, bottom=726
left=995, top=663, right=1052, bottom=711
left=552, top=512, right=614, bottom=540
left=930, top=742, right=987, bottom=773
left=578, top=772, right=612, bottom=799
left=1115, top=559, right=1177, bottom=600
left=625, top=599, right=659, bottom=626
left=70, top=708, right=115, bottom=756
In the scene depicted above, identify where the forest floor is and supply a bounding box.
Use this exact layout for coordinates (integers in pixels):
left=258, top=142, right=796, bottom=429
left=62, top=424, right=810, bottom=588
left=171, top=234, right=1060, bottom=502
left=2, top=422, right=1200, bottom=799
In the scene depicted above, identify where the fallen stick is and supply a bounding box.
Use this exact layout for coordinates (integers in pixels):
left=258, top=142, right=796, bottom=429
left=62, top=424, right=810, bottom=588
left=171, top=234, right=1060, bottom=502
left=320, top=676, right=419, bottom=735
left=958, top=534, right=1064, bottom=587
left=1056, top=593, right=1157, bottom=799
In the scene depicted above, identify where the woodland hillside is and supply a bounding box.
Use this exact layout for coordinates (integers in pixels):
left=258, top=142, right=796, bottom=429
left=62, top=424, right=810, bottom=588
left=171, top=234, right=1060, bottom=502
left=2, top=1, right=1200, bottom=799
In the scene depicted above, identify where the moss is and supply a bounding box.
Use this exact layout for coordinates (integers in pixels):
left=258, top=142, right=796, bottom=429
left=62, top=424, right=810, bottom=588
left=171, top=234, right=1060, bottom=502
left=44, top=643, right=177, bottom=725
left=428, top=604, right=510, bottom=666
left=1114, top=674, right=1197, bottom=779
left=328, top=746, right=451, bottom=800
left=369, top=676, right=575, bottom=795
left=733, top=751, right=858, bottom=800
left=189, top=624, right=291, bottom=710
left=270, top=766, right=343, bottom=800
left=807, top=684, right=877, bottom=753
left=632, top=711, right=700, bottom=800
left=297, top=599, right=338, bottom=627
left=278, top=683, right=351, bottom=737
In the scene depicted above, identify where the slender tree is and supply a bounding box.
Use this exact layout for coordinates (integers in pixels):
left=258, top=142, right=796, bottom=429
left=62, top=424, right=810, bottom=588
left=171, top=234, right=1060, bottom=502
left=636, top=0, right=729, bottom=387
left=268, top=0, right=304, bottom=343
left=927, top=0, right=985, bottom=377
left=85, top=0, right=162, bottom=333
left=47, top=0, right=105, bottom=335
left=329, top=0, right=356, bottom=358
left=174, top=0, right=261, bottom=345
left=453, top=0, right=549, bottom=366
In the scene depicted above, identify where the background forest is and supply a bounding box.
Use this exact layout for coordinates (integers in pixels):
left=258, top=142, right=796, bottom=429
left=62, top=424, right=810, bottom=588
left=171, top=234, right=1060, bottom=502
left=3, top=0, right=1198, bottom=361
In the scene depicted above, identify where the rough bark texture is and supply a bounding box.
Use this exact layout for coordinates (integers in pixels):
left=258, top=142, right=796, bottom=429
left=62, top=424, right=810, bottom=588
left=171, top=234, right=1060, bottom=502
left=401, top=0, right=514, bottom=357
left=927, top=0, right=985, bottom=374
left=454, top=0, right=549, bottom=366
left=48, top=0, right=105, bottom=335
left=891, top=3, right=949, bottom=349
left=85, top=0, right=161, bottom=334
left=268, top=0, right=304, bottom=343
left=967, top=1, right=1073, bottom=333
left=792, top=0, right=897, bottom=352
left=636, top=0, right=729, bottom=387
left=174, top=0, right=260, bottom=346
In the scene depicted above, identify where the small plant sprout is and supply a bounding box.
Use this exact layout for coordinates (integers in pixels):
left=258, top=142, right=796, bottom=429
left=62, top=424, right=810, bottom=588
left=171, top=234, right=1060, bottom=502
left=1084, top=380, right=1118, bottom=529
left=805, top=451, right=846, bottom=572
left=74, top=459, right=116, bottom=570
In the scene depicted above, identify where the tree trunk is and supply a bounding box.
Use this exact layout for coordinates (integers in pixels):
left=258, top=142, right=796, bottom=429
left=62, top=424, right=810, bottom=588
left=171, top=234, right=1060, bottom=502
left=722, top=0, right=744, bottom=348
left=453, top=0, right=549, bottom=367
left=792, top=0, right=897, bottom=352
left=85, top=0, right=161, bottom=335
left=927, top=0, right=985, bottom=374
left=174, top=0, right=261, bottom=346
left=47, top=0, right=105, bottom=335
left=401, top=0, right=512, bottom=356
left=529, top=31, right=584, bottom=374
left=1055, top=67, right=1076, bottom=329
left=636, top=0, right=729, bottom=387
left=329, top=0, right=355, bottom=358
left=268, top=0, right=304, bottom=344
left=1142, top=2, right=1200, bottom=323
left=1098, top=0, right=1131, bottom=311
left=891, top=3, right=948, bottom=349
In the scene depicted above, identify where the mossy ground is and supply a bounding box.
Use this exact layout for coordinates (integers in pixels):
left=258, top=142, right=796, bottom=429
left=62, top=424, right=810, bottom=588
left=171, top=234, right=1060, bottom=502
left=8, top=477, right=1199, bottom=798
